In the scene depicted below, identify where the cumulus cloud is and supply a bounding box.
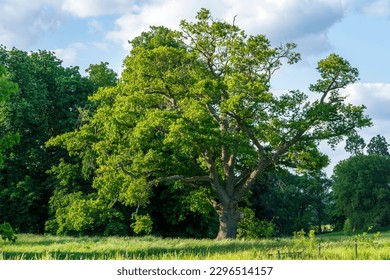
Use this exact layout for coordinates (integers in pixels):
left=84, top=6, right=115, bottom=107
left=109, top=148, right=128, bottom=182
left=61, top=0, right=143, bottom=17
left=344, top=83, right=390, bottom=120
left=0, top=0, right=349, bottom=56
left=106, top=0, right=348, bottom=53
left=226, top=0, right=347, bottom=41
left=0, top=0, right=141, bottom=49
left=53, top=42, right=87, bottom=66
left=106, top=0, right=217, bottom=50
left=88, top=20, right=105, bottom=34
left=343, top=83, right=390, bottom=140
left=358, top=0, right=390, bottom=16
left=0, top=0, right=63, bottom=48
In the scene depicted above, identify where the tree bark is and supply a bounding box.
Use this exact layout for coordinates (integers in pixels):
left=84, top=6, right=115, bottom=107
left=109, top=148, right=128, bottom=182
left=214, top=202, right=241, bottom=240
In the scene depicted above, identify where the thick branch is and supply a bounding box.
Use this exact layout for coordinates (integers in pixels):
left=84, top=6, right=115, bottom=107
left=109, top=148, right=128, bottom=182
left=271, top=129, right=307, bottom=163
left=222, top=149, right=236, bottom=196
left=149, top=175, right=212, bottom=186
left=234, top=117, right=264, bottom=161
left=203, top=150, right=230, bottom=205
left=120, top=163, right=211, bottom=186
left=206, top=103, right=221, bottom=123
left=233, top=156, right=265, bottom=201
left=233, top=125, right=308, bottom=201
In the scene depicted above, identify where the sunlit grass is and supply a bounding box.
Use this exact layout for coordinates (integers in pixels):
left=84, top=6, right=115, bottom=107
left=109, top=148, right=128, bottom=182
left=1, top=232, right=389, bottom=260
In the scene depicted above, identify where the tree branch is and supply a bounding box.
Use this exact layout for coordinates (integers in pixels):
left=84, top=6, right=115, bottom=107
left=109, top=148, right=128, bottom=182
left=320, top=71, right=340, bottom=104
left=205, top=103, right=220, bottom=123
left=234, top=116, right=264, bottom=161
left=203, top=150, right=230, bottom=205
left=119, top=163, right=137, bottom=179
left=149, top=175, right=212, bottom=186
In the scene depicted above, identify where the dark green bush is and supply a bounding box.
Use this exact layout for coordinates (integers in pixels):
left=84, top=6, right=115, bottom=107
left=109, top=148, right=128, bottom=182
left=0, top=222, right=17, bottom=243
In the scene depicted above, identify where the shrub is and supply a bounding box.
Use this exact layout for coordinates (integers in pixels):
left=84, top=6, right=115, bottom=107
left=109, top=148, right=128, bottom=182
left=45, top=191, right=129, bottom=236
left=293, top=229, right=317, bottom=249
left=0, top=222, right=17, bottom=243
left=237, top=208, right=276, bottom=239
left=343, top=218, right=353, bottom=236
left=131, top=214, right=153, bottom=235
left=355, top=225, right=381, bottom=244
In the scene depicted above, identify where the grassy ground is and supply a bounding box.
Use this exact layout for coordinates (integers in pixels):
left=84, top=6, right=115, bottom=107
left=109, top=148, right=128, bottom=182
left=1, top=230, right=390, bottom=260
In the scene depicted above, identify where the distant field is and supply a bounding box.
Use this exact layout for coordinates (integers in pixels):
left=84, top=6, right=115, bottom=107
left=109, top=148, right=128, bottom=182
left=1, top=231, right=390, bottom=260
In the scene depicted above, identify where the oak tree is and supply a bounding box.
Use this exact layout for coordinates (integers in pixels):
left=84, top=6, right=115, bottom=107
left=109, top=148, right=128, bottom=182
left=48, top=9, right=371, bottom=239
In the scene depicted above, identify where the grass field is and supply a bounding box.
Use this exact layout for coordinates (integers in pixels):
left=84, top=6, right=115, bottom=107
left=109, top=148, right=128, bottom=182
left=1, top=230, right=390, bottom=260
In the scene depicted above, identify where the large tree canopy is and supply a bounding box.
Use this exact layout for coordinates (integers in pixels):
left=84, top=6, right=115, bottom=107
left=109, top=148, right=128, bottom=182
left=48, top=9, right=371, bottom=239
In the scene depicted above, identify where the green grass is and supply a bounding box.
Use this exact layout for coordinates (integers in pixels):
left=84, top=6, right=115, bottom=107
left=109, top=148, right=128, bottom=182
left=1, top=231, right=390, bottom=260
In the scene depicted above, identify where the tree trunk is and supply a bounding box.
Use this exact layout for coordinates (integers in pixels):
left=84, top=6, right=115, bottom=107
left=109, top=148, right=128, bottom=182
left=215, top=202, right=241, bottom=240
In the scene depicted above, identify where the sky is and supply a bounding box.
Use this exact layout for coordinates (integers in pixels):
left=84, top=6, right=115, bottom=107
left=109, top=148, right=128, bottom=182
left=1, top=0, right=390, bottom=175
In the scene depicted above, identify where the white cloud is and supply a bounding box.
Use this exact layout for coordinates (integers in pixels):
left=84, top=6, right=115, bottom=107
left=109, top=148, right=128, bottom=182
left=92, top=41, right=110, bottom=51
left=0, top=0, right=349, bottom=56
left=61, top=0, right=142, bottom=17
left=106, top=0, right=348, bottom=53
left=53, top=42, right=87, bottom=66
left=0, top=0, right=63, bottom=48
left=344, top=83, right=390, bottom=121
left=360, top=0, right=390, bottom=16
left=106, top=0, right=214, bottom=50
left=88, top=20, right=105, bottom=34
left=224, top=0, right=347, bottom=41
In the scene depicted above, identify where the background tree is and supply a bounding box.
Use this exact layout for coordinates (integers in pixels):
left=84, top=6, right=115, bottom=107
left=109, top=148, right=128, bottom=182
left=345, top=131, right=366, bottom=156
left=86, top=62, right=118, bottom=90
left=367, top=134, right=389, bottom=156
left=0, top=47, right=96, bottom=232
left=0, top=65, right=19, bottom=166
left=332, top=154, right=390, bottom=231
left=252, top=171, right=332, bottom=235
left=47, top=9, right=371, bottom=239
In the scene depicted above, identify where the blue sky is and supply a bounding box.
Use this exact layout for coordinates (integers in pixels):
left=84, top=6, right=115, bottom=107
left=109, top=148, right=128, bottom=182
left=1, top=0, right=390, bottom=175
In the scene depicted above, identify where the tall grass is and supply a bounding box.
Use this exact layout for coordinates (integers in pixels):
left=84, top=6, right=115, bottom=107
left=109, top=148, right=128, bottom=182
left=1, top=232, right=389, bottom=260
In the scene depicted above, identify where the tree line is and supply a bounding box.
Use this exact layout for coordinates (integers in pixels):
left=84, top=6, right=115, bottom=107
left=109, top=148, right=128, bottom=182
left=1, top=9, right=389, bottom=239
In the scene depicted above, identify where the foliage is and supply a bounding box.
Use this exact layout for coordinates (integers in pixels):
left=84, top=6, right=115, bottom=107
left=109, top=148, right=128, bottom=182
left=333, top=154, right=390, bottom=231
left=343, top=218, right=353, bottom=236
left=148, top=183, right=218, bottom=238
left=0, top=65, right=18, bottom=102
left=345, top=134, right=389, bottom=156
left=237, top=208, right=275, bottom=239
left=345, top=131, right=366, bottom=156
left=355, top=226, right=381, bottom=244
left=367, top=135, right=390, bottom=156
left=45, top=190, right=128, bottom=236
left=293, top=229, right=317, bottom=250
left=0, top=65, right=19, bottom=166
left=46, top=9, right=370, bottom=239
left=252, top=171, right=332, bottom=235
left=131, top=214, right=153, bottom=235
left=0, top=222, right=17, bottom=243
left=0, top=46, right=98, bottom=232
left=86, top=61, right=118, bottom=90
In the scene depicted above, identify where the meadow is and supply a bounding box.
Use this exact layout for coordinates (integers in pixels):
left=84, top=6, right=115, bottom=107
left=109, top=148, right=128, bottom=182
left=1, top=229, right=390, bottom=260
